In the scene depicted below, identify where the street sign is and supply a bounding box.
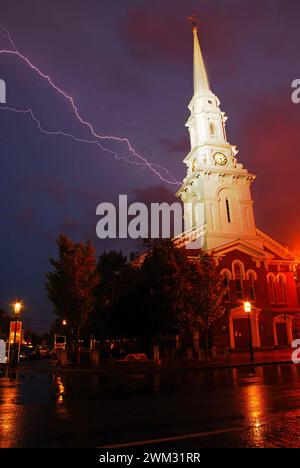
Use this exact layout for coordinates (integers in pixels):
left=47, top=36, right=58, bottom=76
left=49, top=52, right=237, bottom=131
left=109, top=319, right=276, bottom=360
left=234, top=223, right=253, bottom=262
left=0, top=339, right=6, bottom=364
left=8, top=321, right=22, bottom=366
left=54, top=335, right=67, bottom=351
left=9, top=321, right=22, bottom=344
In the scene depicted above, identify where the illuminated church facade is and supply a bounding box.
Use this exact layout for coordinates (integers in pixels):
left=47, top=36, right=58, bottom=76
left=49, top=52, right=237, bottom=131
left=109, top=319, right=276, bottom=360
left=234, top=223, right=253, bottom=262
left=176, top=22, right=300, bottom=350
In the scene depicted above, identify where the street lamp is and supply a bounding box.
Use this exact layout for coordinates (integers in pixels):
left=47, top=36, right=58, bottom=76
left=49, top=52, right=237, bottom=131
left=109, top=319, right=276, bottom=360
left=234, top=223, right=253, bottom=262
left=10, top=300, right=23, bottom=366
left=244, top=301, right=254, bottom=361
left=14, top=301, right=22, bottom=315
left=62, top=319, right=67, bottom=326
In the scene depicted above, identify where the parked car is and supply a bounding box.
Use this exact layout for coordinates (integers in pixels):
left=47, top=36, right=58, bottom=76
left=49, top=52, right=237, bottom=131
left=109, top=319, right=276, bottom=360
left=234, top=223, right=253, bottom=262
left=37, top=345, right=49, bottom=358
left=19, top=345, right=40, bottom=361
left=122, top=353, right=149, bottom=362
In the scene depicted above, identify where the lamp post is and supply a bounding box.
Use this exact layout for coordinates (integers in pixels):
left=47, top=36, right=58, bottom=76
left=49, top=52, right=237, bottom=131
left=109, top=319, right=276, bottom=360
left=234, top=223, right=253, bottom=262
left=244, top=301, right=254, bottom=361
left=10, top=300, right=22, bottom=366
left=14, top=301, right=22, bottom=315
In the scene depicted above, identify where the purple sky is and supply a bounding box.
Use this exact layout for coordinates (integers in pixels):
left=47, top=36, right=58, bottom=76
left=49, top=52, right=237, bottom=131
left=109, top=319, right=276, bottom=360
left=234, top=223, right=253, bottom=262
left=0, top=0, right=300, bottom=331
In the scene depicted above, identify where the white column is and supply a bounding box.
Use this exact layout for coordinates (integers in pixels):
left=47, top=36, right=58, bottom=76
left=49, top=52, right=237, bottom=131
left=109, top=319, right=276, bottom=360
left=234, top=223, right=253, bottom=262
left=193, top=331, right=200, bottom=351
left=251, top=312, right=261, bottom=348
left=287, top=317, right=293, bottom=345
left=229, top=315, right=235, bottom=349
left=273, top=320, right=278, bottom=346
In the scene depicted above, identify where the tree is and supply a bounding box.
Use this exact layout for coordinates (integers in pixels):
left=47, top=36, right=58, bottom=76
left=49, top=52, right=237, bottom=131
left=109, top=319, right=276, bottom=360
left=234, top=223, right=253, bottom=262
left=96, top=250, right=127, bottom=312
left=107, top=260, right=142, bottom=338
left=87, top=241, right=191, bottom=342
left=0, top=308, right=11, bottom=340
left=188, top=252, right=225, bottom=358
left=85, top=251, right=128, bottom=338
left=45, top=235, right=99, bottom=362
left=74, top=239, right=225, bottom=362
left=120, top=241, right=225, bottom=357
left=130, top=239, right=194, bottom=341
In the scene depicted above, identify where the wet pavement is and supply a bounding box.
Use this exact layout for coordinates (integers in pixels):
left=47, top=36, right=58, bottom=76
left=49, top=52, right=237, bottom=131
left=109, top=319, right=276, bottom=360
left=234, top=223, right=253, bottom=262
left=1, top=361, right=300, bottom=448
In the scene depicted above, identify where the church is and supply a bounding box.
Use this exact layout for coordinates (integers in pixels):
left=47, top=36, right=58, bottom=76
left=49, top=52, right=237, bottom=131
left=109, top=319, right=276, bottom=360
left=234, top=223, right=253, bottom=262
left=175, top=21, right=300, bottom=350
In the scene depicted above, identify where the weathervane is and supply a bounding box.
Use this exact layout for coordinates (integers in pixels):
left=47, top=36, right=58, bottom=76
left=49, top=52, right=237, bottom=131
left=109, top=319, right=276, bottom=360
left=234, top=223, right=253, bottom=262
left=188, top=13, right=199, bottom=31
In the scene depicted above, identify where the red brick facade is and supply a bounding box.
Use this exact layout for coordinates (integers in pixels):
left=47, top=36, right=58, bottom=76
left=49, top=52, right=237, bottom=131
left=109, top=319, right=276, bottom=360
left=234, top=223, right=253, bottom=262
left=184, top=235, right=300, bottom=351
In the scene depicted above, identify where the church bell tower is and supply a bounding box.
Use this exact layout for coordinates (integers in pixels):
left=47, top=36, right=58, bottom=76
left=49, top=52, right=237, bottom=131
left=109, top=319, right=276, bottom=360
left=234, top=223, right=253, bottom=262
left=177, top=18, right=260, bottom=250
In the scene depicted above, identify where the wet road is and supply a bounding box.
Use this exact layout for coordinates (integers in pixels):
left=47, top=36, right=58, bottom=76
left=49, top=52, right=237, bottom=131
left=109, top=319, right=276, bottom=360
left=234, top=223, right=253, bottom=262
left=1, top=362, right=300, bottom=448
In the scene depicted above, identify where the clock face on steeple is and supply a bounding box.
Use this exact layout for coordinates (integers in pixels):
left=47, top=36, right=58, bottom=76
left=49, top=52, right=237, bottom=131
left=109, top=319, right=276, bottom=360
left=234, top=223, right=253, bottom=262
left=214, top=152, right=227, bottom=166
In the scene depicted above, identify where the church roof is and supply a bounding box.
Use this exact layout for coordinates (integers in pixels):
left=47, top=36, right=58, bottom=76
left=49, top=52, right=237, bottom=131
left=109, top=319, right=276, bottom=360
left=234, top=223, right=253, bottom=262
left=179, top=227, right=300, bottom=266
left=256, top=229, right=300, bottom=262
left=206, top=238, right=274, bottom=260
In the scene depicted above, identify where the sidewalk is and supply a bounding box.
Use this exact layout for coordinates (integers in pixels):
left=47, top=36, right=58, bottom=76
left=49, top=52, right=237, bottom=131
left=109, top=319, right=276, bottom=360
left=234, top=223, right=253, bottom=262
left=229, top=349, right=292, bottom=366
left=2, top=349, right=295, bottom=375
left=154, top=349, right=293, bottom=372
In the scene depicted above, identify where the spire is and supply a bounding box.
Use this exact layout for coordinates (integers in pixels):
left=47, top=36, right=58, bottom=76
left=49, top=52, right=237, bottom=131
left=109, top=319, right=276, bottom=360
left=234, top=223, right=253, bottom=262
left=188, top=15, right=211, bottom=96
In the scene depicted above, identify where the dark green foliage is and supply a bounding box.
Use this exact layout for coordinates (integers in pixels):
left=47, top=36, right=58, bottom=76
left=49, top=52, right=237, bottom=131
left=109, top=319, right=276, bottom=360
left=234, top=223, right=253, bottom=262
left=45, top=235, right=99, bottom=334
left=0, top=308, right=11, bottom=340
left=88, top=240, right=225, bottom=345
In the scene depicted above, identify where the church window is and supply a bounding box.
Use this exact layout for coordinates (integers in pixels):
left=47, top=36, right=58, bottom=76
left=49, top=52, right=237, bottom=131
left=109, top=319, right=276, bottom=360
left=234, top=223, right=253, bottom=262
left=247, top=271, right=256, bottom=302
left=267, top=274, right=276, bottom=304
left=210, top=122, right=216, bottom=136
left=226, top=199, right=231, bottom=223
left=221, top=270, right=231, bottom=302
left=233, top=261, right=244, bottom=301
left=276, top=274, right=286, bottom=304
left=222, top=122, right=226, bottom=139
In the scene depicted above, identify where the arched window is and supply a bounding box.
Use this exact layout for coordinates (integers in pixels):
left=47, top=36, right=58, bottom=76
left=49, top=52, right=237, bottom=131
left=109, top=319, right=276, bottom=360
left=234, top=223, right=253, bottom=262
left=226, top=199, right=231, bottom=223
left=221, top=269, right=231, bottom=302
left=246, top=270, right=256, bottom=302
left=276, top=274, right=286, bottom=304
left=267, top=273, right=276, bottom=304
left=218, top=188, right=241, bottom=233
left=232, top=261, right=244, bottom=301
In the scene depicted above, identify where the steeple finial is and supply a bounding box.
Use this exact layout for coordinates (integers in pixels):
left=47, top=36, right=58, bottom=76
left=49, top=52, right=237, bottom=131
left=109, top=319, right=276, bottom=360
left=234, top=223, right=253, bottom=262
left=188, top=14, right=211, bottom=96
left=188, top=13, right=199, bottom=31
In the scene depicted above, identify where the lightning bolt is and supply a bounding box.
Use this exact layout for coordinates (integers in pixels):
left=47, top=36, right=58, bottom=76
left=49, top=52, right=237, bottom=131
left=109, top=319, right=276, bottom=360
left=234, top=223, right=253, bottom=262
left=0, top=26, right=180, bottom=186
left=0, top=105, right=178, bottom=182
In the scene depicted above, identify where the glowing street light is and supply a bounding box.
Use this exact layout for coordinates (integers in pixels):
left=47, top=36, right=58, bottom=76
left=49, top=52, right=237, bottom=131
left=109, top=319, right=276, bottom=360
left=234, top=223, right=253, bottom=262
left=62, top=319, right=67, bottom=326
left=14, top=301, right=22, bottom=316
left=10, top=299, right=23, bottom=366
left=244, top=301, right=254, bottom=361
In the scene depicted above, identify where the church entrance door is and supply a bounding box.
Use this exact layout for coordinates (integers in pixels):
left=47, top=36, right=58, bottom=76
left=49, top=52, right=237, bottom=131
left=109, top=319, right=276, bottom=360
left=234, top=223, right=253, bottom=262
left=233, top=318, right=249, bottom=349
left=276, top=323, right=289, bottom=346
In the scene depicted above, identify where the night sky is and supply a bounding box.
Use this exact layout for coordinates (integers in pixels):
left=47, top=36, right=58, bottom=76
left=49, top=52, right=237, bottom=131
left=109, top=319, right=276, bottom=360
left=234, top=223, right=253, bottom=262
left=0, top=0, right=300, bottom=332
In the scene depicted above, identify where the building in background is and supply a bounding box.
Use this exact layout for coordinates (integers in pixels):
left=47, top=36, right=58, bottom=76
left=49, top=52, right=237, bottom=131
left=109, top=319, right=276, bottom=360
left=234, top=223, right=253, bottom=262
left=176, top=22, right=300, bottom=350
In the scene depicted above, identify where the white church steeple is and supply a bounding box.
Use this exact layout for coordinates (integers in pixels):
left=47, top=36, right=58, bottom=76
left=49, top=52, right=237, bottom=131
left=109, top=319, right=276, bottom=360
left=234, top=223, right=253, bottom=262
left=184, top=19, right=234, bottom=165
left=193, top=24, right=210, bottom=96
left=177, top=17, right=261, bottom=251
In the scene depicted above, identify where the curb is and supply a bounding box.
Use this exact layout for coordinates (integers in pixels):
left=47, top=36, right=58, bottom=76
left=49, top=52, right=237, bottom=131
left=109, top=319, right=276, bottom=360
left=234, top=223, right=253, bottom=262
left=6, top=358, right=294, bottom=375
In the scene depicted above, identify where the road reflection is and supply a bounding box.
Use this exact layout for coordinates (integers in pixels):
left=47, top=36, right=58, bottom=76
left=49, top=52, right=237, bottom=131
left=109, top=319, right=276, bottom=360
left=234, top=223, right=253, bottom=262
left=55, top=376, right=65, bottom=404
left=0, top=370, right=23, bottom=448
left=1, top=363, right=300, bottom=447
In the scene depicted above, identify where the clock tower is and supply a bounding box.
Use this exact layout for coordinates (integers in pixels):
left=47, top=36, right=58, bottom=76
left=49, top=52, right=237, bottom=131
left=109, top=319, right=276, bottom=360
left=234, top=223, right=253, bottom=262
left=177, top=23, right=261, bottom=251
left=174, top=17, right=300, bottom=352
